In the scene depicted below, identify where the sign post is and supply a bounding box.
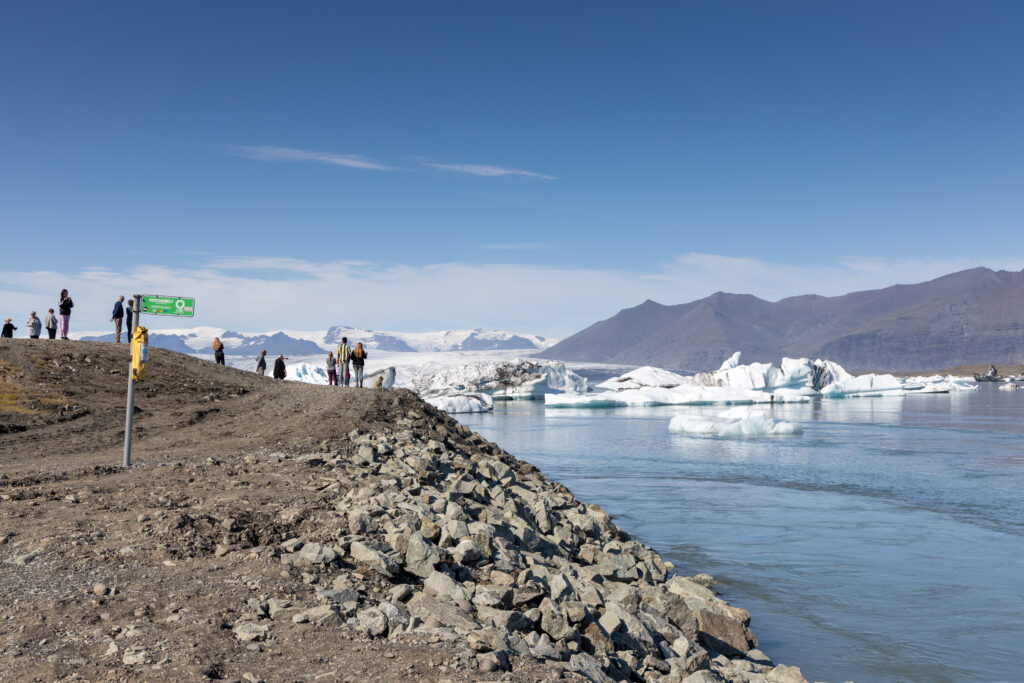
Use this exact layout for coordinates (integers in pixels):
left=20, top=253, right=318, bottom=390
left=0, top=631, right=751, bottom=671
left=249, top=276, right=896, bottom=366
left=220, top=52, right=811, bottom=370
left=123, top=293, right=194, bottom=467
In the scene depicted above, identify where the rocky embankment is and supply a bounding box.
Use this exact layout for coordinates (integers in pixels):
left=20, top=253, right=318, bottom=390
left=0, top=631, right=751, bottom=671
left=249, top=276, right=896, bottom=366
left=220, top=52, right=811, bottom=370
left=0, top=340, right=817, bottom=682
left=219, top=420, right=812, bottom=683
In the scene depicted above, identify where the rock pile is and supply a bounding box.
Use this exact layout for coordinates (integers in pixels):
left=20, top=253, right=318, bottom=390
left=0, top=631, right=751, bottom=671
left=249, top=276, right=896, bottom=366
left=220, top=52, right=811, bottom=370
left=230, top=410, right=813, bottom=683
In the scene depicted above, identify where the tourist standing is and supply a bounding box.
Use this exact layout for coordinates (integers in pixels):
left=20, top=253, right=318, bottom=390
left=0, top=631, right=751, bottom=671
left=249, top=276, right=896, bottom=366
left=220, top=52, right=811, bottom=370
left=338, top=337, right=352, bottom=386
left=111, top=296, right=125, bottom=343
left=58, top=289, right=73, bottom=339
left=1, top=318, right=15, bottom=338
left=26, top=312, right=42, bottom=339
left=212, top=337, right=225, bottom=365
left=273, top=355, right=287, bottom=380
left=255, top=349, right=267, bottom=375
left=125, top=299, right=135, bottom=335
left=326, top=351, right=337, bottom=385
left=44, top=309, right=57, bottom=339
left=351, top=342, right=367, bottom=387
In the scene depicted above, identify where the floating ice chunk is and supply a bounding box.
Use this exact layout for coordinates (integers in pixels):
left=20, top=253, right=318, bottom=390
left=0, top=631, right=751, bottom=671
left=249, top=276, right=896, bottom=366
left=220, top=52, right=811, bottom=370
left=818, top=373, right=904, bottom=398
left=424, top=393, right=494, bottom=413
left=545, top=385, right=812, bottom=408
left=596, top=366, right=689, bottom=391
left=901, top=375, right=977, bottom=393
left=999, top=383, right=1021, bottom=392
left=669, top=406, right=802, bottom=437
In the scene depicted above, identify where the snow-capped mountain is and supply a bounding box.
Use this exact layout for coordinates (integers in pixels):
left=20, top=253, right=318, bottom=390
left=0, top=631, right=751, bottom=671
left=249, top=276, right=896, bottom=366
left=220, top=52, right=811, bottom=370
left=78, top=325, right=555, bottom=356
left=323, top=325, right=551, bottom=352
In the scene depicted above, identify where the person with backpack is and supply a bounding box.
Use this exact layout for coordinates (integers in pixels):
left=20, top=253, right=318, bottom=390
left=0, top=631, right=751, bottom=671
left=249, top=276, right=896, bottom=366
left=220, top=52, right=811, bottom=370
left=351, top=342, right=368, bottom=387
left=338, top=337, right=352, bottom=386
left=255, top=349, right=267, bottom=375
left=25, top=312, right=42, bottom=339
left=111, top=296, right=125, bottom=343
left=326, top=351, right=337, bottom=385
left=273, top=355, right=287, bottom=379
left=212, top=337, right=225, bottom=365
left=1, top=318, right=16, bottom=338
left=44, top=309, right=57, bottom=339
left=58, top=289, right=73, bottom=339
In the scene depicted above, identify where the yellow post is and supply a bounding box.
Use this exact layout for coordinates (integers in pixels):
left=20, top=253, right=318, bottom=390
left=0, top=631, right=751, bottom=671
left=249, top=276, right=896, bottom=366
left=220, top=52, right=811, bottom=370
left=131, top=326, right=149, bottom=381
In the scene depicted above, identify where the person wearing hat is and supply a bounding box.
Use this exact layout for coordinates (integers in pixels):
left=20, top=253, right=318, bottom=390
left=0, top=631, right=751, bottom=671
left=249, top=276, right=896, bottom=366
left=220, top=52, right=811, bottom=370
left=1, top=318, right=16, bottom=338
left=26, top=312, right=42, bottom=339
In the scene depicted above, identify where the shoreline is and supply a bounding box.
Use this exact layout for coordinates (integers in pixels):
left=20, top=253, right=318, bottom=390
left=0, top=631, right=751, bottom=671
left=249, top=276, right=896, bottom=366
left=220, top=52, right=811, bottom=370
left=0, top=339, right=819, bottom=681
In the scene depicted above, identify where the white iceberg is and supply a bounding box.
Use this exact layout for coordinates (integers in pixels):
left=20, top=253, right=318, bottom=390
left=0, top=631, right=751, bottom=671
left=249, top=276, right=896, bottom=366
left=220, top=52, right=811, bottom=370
left=424, top=393, right=494, bottom=413
left=546, top=384, right=814, bottom=408
left=413, top=359, right=587, bottom=400
left=669, top=406, right=803, bottom=437
left=999, top=382, right=1022, bottom=392
left=596, top=366, right=689, bottom=391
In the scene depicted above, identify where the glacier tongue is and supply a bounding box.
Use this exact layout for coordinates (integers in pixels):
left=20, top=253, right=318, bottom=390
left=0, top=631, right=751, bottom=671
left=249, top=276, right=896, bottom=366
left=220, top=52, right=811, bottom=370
left=413, top=358, right=587, bottom=401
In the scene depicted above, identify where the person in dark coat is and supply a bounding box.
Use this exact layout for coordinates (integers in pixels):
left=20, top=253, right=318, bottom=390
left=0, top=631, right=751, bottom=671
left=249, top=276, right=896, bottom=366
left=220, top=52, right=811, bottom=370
left=58, top=289, right=73, bottom=339
left=125, top=300, right=134, bottom=335
left=212, top=337, right=225, bottom=365
left=111, top=296, right=125, bottom=343
left=273, top=355, right=287, bottom=379
left=351, top=342, right=368, bottom=387
left=1, top=318, right=16, bottom=338
left=255, top=349, right=267, bottom=375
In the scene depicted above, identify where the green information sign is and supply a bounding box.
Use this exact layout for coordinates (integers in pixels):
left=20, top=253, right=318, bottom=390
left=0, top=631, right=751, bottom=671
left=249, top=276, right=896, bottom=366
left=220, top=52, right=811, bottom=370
left=140, top=295, right=195, bottom=317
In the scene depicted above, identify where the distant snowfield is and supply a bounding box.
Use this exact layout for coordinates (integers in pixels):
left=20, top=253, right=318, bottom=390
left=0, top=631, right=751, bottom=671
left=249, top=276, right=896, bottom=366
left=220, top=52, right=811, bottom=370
left=73, top=324, right=555, bottom=355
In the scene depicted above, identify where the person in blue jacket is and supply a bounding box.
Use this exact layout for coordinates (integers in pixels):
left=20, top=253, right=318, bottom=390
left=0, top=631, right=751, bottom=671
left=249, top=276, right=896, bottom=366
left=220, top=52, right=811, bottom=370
left=111, top=296, right=125, bottom=343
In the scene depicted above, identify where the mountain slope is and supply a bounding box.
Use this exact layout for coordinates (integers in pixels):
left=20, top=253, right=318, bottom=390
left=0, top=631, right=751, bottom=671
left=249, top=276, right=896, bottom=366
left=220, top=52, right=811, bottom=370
left=539, top=267, right=1024, bottom=371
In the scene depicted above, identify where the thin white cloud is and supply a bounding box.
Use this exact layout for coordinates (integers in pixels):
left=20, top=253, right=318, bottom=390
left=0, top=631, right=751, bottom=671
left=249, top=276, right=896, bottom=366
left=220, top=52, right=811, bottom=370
left=423, top=162, right=556, bottom=180
left=482, top=242, right=549, bottom=251
left=2, top=255, right=1020, bottom=339
left=227, top=145, right=395, bottom=171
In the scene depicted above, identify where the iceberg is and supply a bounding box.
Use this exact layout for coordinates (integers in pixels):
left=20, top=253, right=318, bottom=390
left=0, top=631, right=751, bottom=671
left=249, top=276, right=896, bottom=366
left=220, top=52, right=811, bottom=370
left=596, top=366, right=689, bottom=391
left=999, top=382, right=1022, bottom=392
left=413, top=359, right=587, bottom=400
left=546, top=384, right=814, bottom=408
left=424, top=393, right=494, bottom=413
left=669, top=406, right=803, bottom=437
left=562, top=351, right=978, bottom=408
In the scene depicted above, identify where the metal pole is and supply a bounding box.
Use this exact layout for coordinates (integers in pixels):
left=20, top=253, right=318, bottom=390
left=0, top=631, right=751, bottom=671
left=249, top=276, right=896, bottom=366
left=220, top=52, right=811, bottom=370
left=123, top=294, right=141, bottom=467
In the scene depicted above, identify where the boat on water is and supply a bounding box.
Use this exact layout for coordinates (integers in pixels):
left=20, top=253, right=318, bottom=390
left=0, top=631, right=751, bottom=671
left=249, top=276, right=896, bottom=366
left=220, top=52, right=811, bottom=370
left=974, top=373, right=1003, bottom=382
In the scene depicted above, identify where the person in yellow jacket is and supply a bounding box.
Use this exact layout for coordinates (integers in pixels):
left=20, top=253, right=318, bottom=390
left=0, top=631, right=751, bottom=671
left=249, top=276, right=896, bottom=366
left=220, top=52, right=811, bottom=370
left=337, top=336, right=352, bottom=386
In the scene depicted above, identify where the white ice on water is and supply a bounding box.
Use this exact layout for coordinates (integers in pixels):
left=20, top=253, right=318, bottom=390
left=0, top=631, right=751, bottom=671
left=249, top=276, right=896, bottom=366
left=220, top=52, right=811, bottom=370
left=547, top=351, right=976, bottom=408
left=423, top=393, right=495, bottom=413
left=999, top=382, right=1022, bottom=392
left=668, top=406, right=803, bottom=437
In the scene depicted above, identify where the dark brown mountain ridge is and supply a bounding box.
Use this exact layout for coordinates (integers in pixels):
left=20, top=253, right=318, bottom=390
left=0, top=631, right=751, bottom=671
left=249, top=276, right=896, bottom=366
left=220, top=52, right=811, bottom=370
left=539, top=267, right=1024, bottom=372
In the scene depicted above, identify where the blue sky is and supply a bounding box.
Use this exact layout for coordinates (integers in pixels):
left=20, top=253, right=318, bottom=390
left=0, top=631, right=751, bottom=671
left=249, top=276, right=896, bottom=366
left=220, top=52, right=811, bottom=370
left=2, top=1, right=1023, bottom=335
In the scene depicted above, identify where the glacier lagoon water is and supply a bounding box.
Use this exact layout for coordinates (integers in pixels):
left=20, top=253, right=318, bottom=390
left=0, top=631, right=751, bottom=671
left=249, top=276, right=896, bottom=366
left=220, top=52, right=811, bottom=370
left=458, top=383, right=1024, bottom=683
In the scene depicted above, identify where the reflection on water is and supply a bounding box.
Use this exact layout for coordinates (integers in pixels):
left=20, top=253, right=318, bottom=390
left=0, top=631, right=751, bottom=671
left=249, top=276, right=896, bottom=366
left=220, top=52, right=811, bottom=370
left=459, top=385, right=1024, bottom=683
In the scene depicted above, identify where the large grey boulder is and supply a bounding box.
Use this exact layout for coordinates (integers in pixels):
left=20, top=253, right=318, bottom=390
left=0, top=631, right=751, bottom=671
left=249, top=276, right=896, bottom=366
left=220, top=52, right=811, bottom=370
left=569, top=653, right=616, bottom=683
left=349, top=540, right=399, bottom=576
left=695, top=609, right=757, bottom=658
left=423, top=571, right=473, bottom=613
left=404, top=532, right=441, bottom=578
left=407, top=593, right=479, bottom=631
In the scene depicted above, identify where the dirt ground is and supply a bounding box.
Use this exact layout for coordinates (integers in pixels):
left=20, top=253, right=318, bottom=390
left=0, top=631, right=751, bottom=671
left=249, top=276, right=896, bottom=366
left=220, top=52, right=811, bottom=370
left=0, top=339, right=583, bottom=682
